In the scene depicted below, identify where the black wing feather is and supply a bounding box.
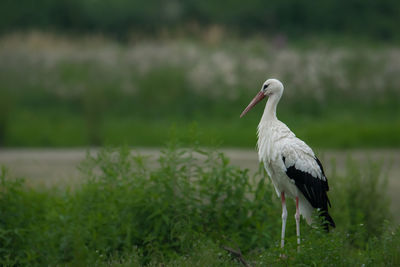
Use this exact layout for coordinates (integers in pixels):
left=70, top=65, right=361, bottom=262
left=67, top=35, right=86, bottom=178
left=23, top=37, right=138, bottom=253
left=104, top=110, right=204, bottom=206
left=283, top=156, right=335, bottom=230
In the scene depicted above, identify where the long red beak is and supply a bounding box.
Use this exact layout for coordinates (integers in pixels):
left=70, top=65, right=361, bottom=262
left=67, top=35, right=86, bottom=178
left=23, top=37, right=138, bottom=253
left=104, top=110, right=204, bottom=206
left=240, top=91, right=265, bottom=118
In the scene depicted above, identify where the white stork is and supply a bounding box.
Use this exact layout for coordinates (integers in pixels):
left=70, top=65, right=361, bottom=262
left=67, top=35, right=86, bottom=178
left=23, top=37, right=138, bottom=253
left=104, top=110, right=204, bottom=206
left=240, top=78, right=335, bottom=249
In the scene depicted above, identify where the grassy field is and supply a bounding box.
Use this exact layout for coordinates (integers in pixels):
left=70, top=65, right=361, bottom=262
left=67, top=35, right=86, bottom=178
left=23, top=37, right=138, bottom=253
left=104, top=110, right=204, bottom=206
left=1, top=32, right=400, bottom=148
left=0, top=143, right=399, bottom=266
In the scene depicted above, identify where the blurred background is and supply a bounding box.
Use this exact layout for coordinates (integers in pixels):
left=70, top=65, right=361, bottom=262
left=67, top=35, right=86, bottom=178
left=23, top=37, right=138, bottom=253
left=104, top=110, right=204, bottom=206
left=0, top=0, right=399, bottom=148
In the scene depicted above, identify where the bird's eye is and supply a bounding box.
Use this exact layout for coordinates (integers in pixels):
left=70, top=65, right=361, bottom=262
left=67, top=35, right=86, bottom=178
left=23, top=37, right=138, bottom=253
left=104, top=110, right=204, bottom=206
left=263, top=84, right=269, bottom=91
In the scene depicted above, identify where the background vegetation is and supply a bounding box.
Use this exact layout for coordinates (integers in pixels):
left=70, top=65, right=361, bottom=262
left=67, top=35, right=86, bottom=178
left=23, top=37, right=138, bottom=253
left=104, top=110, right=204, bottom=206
left=0, top=33, right=399, bottom=148
left=0, top=1, right=399, bottom=148
left=1, top=144, right=399, bottom=266
left=1, top=0, right=400, bottom=41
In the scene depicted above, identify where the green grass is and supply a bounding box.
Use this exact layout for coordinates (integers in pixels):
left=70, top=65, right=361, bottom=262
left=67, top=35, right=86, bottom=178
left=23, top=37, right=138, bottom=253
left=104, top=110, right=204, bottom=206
left=5, top=106, right=400, bottom=148
left=0, top=141, right=399, bottom=266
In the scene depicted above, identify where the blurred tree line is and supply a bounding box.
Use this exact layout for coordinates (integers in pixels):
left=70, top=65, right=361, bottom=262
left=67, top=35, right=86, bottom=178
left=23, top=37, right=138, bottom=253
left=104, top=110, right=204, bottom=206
left=0, top=0, right=399, bottom=40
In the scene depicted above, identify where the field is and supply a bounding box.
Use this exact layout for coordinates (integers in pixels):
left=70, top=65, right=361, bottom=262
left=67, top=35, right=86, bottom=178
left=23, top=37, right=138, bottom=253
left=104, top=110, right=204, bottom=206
left=1, top=32, right=400, bottom=148
left=1, top=147, right=400, bottom=222
left=1, top=144, right=399, bottom=266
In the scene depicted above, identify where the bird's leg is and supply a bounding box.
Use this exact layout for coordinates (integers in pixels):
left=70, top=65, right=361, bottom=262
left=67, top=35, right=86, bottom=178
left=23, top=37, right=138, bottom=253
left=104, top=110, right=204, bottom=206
left=280, top=192, right=287, bottom=249
left=295, top=196, right=301, bottom=250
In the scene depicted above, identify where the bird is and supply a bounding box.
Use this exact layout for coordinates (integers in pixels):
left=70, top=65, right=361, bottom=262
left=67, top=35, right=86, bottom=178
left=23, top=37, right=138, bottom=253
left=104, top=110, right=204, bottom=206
left=240, top=78, right=335, bottom=249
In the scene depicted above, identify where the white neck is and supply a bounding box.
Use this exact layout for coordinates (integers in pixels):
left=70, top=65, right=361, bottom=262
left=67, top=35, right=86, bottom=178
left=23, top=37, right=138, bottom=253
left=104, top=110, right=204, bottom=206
left=261, top=93, right=281, bottom=122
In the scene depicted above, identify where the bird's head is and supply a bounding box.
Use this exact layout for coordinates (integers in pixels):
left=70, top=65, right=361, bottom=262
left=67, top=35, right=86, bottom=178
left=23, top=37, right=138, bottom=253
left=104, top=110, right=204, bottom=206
left=240, top=78, right=284, bottom=118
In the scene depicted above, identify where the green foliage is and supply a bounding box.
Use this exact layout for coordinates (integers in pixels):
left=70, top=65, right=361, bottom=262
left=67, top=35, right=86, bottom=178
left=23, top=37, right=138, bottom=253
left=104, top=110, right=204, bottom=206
left=72, top=143, right=280, bottom=262
left=331, top=158, right=391, bottom=246
left=0, top=143, right=399, bottom=266
left=1, top=0, right=400, bottom=40
left=0, top=167, right=49, bottom=265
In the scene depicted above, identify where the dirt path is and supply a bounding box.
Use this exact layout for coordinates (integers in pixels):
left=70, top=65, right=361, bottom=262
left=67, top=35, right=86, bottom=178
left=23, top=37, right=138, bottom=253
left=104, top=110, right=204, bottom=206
left=1, top=148, right=399, bottom=221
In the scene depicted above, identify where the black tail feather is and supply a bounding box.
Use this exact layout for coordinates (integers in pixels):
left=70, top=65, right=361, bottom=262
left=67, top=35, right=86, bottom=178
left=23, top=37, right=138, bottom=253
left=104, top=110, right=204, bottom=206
left=320, top=210, right=335, bottom=232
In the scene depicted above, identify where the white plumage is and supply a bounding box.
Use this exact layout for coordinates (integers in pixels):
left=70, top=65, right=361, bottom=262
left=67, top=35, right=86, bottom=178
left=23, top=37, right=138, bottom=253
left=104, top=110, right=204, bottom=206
left=258, top=119, right=316, bottom=224
left=240, top=78, right=335, bottom=249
